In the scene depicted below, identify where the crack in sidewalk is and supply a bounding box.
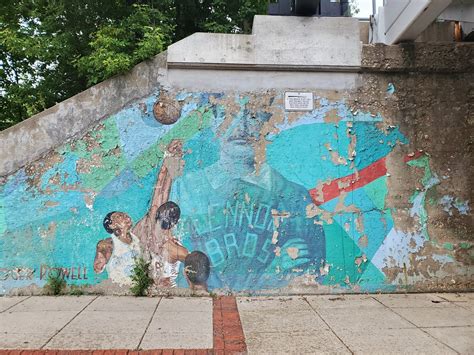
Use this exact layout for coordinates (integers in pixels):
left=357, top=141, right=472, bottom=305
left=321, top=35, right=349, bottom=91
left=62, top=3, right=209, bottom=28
left=302, top=296, right=354, bottom=354
left=40, top=296, right=99, bottom=349
left=137, top=297, right=162, bottom=350
left=0, top=296, right=32, bottom=314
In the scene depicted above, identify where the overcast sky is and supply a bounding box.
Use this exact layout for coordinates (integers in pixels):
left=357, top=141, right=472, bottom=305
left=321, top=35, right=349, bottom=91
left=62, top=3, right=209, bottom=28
left=354, top=0, right=384, bottom=18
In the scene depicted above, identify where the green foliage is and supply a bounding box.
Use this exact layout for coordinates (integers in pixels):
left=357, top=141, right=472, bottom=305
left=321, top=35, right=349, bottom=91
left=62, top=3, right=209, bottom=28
left=200, top=0, right=268, bottom=34
left=0, top=0, right=132, bottom=129
left=76, top=4, right=172, bottom=86
left=44, top=271, right=66, bottom=295
left=0, top=0, right=268, bottom=130
left=69, top=285, right=85, bottom=296
left=130, top=257, right=153, bottom=297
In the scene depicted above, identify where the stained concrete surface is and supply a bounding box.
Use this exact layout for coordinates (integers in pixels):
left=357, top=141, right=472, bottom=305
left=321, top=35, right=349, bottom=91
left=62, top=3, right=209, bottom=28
left=138, top=297, right=213, bottom=349
left=0, top=294, right=472, bottom=354
left=0, top=296, right=212, bottom=350
left=238, top=293, right=474, bottom=355
left=168, top=16, right=361, bottom=69
left=0, top=296, right=28, bottom=312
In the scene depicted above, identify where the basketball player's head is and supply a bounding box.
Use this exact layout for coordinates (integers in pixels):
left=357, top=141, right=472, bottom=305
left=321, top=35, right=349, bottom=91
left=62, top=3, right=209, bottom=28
left=156, top=201, right=181, bottom=230
left=184, top=251, right=210, bottom=289
left=103, top=211, right=133, bottom=241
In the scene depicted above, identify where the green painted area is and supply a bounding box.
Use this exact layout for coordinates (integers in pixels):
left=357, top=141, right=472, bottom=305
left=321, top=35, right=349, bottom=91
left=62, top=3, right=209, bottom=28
left=322, top=221, right=382, bottom=287
left=408, top=156, right=433, bottom=186
left=443, top=242, right=454, bottom=251
left=357, top=261, right=387, bottom=289
left=92, top=119, right=122, bottom=151
left=459, top=242, right=471, bottom=249
left=363, top=176, right=387, bottom=210
left=61, top=117, right=126, bottom=191
left=239, top=96, right=250, bottom=106
left=407, top=155, right=440, bottom=241
left=131, top=107, right=214, bottom=177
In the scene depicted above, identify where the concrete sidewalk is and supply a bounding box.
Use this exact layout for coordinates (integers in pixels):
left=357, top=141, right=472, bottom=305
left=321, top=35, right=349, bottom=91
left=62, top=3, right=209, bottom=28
left=238, top=293, right=473, bottom=354
left=0, top=293, right=473, bottom=354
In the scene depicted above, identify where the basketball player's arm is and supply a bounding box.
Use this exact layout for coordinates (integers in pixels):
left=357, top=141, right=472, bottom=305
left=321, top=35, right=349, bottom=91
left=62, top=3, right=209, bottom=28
left=148, top=139, right=182, bottom=231
left=93, top=238, right=113, bottom=273
left=165, top=238, right=189, bottom=263
left=132, top=163, right=172, bottom=252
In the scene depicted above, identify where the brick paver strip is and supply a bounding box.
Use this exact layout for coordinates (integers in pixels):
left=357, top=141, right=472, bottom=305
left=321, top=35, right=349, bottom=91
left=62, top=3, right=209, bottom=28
left=212, top=296, right=247, bottom=354
left=0, top=296, right=247, bottom=355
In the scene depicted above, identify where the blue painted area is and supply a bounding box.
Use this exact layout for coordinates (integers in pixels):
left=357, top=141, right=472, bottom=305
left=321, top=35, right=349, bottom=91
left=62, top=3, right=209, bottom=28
left=115, top=104, right=173, bottom=163
left=3, top=169, right=85, bottom=231
left=274, top=100, right=383, bottom=134
left=94, top=167, right=158, bottom=224
left=438, top=195, right=470, bottom=216
left=387, top=83, right=395, bottom=95
left=1, top=90, right=424, bottom=295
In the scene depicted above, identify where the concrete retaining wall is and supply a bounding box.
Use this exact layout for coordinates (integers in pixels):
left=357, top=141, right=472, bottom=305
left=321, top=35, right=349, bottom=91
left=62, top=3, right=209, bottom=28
left=0, top=17, right=472, bottom=295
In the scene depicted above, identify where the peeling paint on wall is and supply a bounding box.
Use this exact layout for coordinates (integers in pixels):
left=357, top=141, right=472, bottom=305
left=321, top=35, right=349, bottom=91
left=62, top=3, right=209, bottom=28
left=438, top=195, right=470, bottom=216
left=0, top=88, right=472, bottom=295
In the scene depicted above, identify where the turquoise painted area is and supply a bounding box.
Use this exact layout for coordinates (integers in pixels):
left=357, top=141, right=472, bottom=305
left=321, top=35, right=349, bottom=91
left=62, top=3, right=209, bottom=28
left=183, top=128, right=220, bottom=172
left=387, top=83, right=395, bottom=95
left=267, top=123, right=345, bottom=188
left=274, top=99, right=383, bottom=134
left=267, top=122, right=406, bottom=189
left=171, top=163, right=325, bottom=291
left=319, top=177, right=393, bottom=285
left=352, top=123, right=407, bottom=168
left=93, top=168, right=158, bottom=223
left=408, top=156, right=440, bottom=240
left=1, top=90, right=422, bottom=294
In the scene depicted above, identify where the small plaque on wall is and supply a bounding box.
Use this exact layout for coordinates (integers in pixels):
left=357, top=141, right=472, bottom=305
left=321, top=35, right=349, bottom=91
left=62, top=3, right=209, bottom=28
left=284, top=92, right=314, bottom=111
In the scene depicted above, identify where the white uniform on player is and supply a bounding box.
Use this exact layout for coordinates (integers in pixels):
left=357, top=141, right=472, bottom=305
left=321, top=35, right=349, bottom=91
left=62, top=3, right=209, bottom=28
left=150, top=238, right=183, bottom=288
left=106, top=232, right=140, bottom=286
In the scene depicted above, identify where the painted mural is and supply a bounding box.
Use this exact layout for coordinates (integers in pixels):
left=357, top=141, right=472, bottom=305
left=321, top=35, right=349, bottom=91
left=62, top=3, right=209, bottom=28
left=0, top=89, right=469, bottom=294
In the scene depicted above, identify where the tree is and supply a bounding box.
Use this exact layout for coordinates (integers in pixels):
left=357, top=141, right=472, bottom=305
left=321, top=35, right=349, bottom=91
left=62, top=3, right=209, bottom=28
left=0, top=0, right=268, bottom=130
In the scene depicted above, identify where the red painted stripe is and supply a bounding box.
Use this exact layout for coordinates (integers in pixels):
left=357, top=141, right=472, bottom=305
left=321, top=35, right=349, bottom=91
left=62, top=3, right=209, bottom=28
left=309, top=152, right=427, bottom=206
left=403, top=151, right=424, bottom=163
left=309, top=157, right=387, bottom=205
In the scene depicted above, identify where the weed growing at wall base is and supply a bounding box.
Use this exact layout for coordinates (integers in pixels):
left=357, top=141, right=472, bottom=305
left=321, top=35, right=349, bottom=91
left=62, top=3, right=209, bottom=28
left=130, top=257, right=153, bottom=296
left=69, top=285, right=85, bottom=296
left=44, top=272, right=67, bottom=295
